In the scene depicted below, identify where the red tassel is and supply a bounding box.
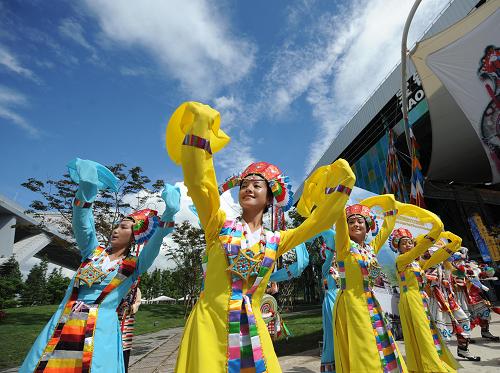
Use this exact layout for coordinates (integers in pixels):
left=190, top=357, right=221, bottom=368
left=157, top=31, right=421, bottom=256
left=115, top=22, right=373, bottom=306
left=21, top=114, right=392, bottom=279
left=491, top=307, right=500, bottom=315
left=453, top=322, right=464, bottom=335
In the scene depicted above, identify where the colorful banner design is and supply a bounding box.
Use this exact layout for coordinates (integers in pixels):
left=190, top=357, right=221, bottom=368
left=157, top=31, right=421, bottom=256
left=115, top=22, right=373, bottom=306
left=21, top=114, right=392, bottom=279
left=384, top=128, right=408, bottom=203
left=468, top=214, right=498, bottom=262
left=409, top=128, right=426, bottom=208
left=425, top=6, right=500, bottom=182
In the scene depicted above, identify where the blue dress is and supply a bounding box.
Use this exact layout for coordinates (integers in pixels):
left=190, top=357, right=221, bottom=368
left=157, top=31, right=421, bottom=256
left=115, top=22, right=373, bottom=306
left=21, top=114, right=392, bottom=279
left=20, top=184, right=175, bottom=372
left=309, top=230, right=338, bottom=373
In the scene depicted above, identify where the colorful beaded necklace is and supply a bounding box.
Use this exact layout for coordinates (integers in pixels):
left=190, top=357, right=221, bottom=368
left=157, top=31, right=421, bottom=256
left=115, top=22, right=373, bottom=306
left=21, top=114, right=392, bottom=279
left=75, top=248, right=122, bottom=287
left=226, top=217, right=266, bottom=281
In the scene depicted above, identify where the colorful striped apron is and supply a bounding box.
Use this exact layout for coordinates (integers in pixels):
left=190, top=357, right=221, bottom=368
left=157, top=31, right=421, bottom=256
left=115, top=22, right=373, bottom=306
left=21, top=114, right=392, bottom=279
left=219, top=220, right=280, bottom=373
left=35, top=247, right=137, bottom=373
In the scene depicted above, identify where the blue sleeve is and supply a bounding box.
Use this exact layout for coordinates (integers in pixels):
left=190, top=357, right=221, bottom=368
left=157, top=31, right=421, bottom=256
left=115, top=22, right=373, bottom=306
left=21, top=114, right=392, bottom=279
left=136, top=184, right=181, bottom=275
left=136, top=217, right=175, bottom=275
left=72, top=182, right=99, bottom=260
left=270, top=243, right=309, bottom=282
left=321, top=230, right=336, bottom=278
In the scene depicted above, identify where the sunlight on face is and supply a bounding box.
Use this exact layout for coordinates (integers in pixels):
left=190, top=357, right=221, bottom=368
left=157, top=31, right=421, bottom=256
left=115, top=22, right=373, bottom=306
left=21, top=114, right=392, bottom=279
left=347, top=215, right=367, bottom=244
left=398, top=237, right=414, bottom=254
left=238, top=176, right=271, bottom=213
left=110, top=219, right=134, bottom=249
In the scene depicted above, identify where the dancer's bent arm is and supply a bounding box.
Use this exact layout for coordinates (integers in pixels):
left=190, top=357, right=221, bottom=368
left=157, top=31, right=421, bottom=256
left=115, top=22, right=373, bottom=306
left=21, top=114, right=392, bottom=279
left=359, top=194, right=397, bottom=254
left=279, top=160, right=355, bottom=256
left=396, top=204, right=443, bottom=270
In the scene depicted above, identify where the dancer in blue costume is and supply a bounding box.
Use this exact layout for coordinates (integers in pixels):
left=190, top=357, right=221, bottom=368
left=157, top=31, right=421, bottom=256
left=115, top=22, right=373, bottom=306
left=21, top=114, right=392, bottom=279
left=307, top=230, right=337, bottom=373
left=21, top=159, right=181, bottom=373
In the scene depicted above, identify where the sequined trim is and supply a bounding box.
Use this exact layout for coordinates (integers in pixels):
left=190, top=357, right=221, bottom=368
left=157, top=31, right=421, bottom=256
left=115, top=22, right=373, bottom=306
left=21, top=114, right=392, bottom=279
left=325, top=184, right=352, bottom=196
left=159, top=220, right=175, bottom=228
left=383, top=209, right=398, bottom=217
left=182, top=134, right=212, bottom=154
left=73, top=198, right=92, bottom=208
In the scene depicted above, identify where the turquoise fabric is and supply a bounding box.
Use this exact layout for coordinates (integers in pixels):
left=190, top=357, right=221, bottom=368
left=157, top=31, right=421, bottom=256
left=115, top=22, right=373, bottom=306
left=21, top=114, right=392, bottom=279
left=269, top=243, right=309, bottom=282
left=308, top=229, right=338, bottom=373
left=20, top=161, right=179, bottom=373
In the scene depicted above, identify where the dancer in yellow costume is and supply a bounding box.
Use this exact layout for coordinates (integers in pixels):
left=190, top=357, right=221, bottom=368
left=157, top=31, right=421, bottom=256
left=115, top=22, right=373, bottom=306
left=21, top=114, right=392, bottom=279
left=332, top=196, right=407, bottom=373
left=165, top=102, right=355, bottom=373
left=391, top=204, right=460, bottom=372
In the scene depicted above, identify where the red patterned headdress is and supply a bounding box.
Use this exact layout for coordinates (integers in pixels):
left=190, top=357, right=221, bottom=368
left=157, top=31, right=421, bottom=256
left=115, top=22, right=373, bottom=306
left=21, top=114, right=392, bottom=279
left=390, top=228, right=413, bottom=251
left=218, top=161, right=294, bottom=211
left=345, top=204, right=376, bottom=232
left=126, top=209, right=160, bottom=245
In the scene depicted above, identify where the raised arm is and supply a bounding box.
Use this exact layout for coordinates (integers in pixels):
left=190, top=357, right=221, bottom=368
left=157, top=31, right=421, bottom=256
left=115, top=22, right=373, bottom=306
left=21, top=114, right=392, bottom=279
left=335, top=209, right=350, bottom=261
left=136, top=184, right=181, bottom=275
left=166, top=102, right=230, bottom=240
left=395, top=203, right=444, bottom=270
left=422, top=232, right=462, bottom=271
left=69, top=158, right=119, bottom=260
left=321, top=231, right=336, bottom=279
left=360, top=194, right=398, bottom=254
left=278, top=159, right=355, bottom=256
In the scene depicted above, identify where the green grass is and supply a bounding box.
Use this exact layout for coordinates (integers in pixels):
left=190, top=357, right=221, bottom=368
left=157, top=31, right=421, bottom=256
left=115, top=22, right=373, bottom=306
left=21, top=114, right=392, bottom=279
left=274, top=308, right=323, bottom=357
left=134, top=304, right=186, bottom=335
left=0, top=303, right=187, bottom=369
left=0, top=304, right=59, bottom=369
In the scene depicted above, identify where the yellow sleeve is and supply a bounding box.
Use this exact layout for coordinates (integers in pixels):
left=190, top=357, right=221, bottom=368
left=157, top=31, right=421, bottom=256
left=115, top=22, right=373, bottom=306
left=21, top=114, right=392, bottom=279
left=278, top=159, right=355, bottom=257
left=422, top=232, right=462, bottom=271
left=360, top=194, right=397, bottom=254
left=334, top=209, right=350, bottom=261
left=395, top=204, right=443, bottom=271
left=166, top=102, right=230, bottom=240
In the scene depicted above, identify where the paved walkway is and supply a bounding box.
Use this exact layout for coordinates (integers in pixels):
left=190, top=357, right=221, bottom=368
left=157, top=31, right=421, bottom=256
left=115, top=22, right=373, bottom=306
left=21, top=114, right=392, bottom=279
left=129, top=314, right=500, bottom=373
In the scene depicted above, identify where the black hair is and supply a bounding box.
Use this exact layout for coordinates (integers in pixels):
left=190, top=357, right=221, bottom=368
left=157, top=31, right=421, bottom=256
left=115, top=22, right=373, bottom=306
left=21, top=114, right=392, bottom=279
left=263, top=184, right=273, bottom=214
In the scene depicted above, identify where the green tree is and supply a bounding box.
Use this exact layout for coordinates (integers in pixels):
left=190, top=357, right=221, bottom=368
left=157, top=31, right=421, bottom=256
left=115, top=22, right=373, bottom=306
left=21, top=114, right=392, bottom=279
left=21, top=164, right=165, bottom=245
left=167, top=221, right=205, bottom=316
left=0, top=255, right=24, bottom=309
left=46, top=268, right=71, bottom=304
left=20, top=258, right=49, bottom=306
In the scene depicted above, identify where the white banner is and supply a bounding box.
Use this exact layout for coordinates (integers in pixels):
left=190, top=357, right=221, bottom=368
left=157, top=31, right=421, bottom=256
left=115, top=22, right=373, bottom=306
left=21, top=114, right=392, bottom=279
left=426, top=8, right=500, bottom=183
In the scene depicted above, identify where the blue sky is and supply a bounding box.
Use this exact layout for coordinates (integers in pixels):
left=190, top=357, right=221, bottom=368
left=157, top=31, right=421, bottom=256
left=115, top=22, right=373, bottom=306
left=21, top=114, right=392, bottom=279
left=1, top=0, right=451, bottom=209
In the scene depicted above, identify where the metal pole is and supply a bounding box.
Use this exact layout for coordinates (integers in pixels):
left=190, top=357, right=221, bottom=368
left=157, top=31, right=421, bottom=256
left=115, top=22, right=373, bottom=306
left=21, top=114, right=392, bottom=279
left=401, top=0, right=422, bottom=153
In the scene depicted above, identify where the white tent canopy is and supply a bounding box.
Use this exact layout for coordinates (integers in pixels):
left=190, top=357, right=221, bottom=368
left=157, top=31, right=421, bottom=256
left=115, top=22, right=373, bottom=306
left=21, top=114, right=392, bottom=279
left=143, top=295, right=176, bottom=304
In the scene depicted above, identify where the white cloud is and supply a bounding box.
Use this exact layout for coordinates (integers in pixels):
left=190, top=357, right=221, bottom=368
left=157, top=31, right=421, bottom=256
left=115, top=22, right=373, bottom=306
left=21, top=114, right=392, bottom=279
left=0, top=45, right=39, bottom=82
left=0, top=85, right=39, bottom=137
left=259, top=0, right=450, bottom=175
left=84, top=0, right=256, bottom=98
left=59, top=18, right=93, bottom=50
left=119, top=66, right=151, bottom=77
left=58, top=18, right=99, bottom=63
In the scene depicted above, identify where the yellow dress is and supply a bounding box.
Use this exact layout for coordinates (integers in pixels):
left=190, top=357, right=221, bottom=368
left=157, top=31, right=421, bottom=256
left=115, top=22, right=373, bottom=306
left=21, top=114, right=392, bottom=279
left=166, top=102, right=356, bottom=373
left=333, top=195, right=408, bottom=373
left=395, top=205, right=459, bottom=373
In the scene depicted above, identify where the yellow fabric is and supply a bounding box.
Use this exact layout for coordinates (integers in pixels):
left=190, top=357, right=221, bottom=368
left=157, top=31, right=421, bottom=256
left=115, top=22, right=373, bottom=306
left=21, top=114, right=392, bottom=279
left=398, top=268, right=458, bottom=372
left=394, top=206, right=458, bottom=372
left=167, top=101, right=355, bottom=373
left=395, top=203, right=444, bottom=271
left=333, top=195, right=408, bottom=373
left=421, top=232, right=462, bottom=271
left=166, top=101, right=230, bottom=165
